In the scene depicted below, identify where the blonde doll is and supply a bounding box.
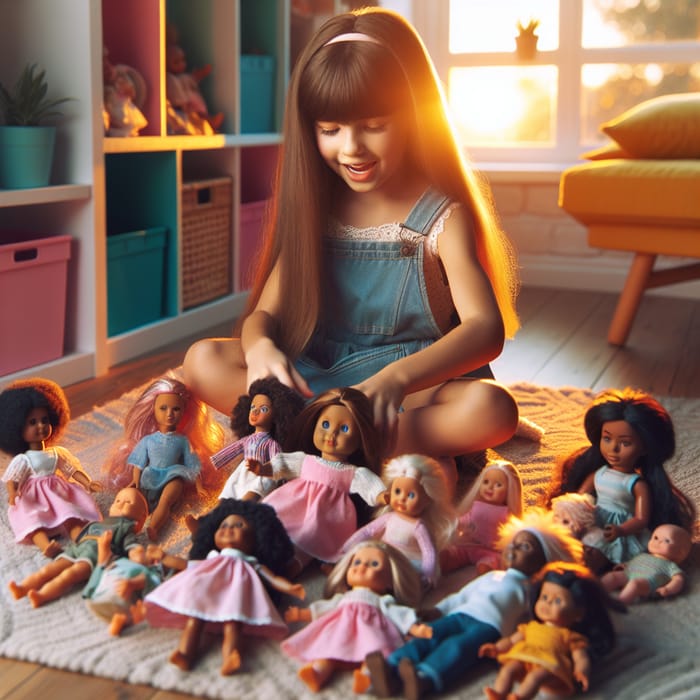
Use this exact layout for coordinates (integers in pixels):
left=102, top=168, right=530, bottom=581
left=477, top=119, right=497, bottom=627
left=440, top=460, right=523, bottom=575
left=341, top=454, right=456, bottom=587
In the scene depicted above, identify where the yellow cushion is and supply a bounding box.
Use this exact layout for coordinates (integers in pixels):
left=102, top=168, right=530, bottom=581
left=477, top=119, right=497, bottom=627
left=580, top=142, right=631, bottom=160
left=601, top=93, right=700, bottom=159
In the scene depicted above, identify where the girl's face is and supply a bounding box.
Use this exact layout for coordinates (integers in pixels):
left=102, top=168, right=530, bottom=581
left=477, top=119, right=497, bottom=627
left=390, top=475, right=428, bottom=518
left=154, top=393, right=184, bottom=433
left=346, top=546, right=392, bottom=593
left=22, top=407, right=52, bottom=449
left=249, top=393, right=274, bottom=431
left=599, top=420, right=645, bottom=473
left=534, top=580, right=584, bottom=628
left=214, top=514, right=255, bottom=553
left=315, top=112, right=411, bottom=196
left=478, top=467, right=509, bottom=506
left=313, top=404, right=360, bottom=461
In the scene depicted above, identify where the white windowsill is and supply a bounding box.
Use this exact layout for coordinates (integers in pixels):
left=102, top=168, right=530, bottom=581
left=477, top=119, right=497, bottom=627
left=473, top=162, right=578, bottom=184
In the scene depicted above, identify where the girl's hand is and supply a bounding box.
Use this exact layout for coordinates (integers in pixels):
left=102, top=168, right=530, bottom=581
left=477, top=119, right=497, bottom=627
left=244, top=337, right=313, bottom=397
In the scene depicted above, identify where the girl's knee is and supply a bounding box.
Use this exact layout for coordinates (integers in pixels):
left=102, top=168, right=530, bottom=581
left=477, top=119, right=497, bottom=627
left=469, top=381, right=519, bottom=435
left=182, top=338, right=216, bottom=385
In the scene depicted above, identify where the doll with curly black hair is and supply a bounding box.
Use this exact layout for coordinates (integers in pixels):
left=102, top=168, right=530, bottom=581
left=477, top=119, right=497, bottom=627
left=144, top=498, right=305, bottom=675
left=0, top=378, right=101, bottom=557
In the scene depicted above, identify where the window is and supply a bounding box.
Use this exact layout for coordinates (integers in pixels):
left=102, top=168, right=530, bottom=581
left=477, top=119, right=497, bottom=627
left=414, top=0, right=700, bottom=164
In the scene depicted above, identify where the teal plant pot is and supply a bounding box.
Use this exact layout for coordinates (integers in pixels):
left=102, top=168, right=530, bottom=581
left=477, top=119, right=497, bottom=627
left=0, top=125, right=56, bottom=189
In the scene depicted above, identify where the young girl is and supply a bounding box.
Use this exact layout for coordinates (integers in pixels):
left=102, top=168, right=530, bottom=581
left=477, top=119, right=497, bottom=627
left=282, top=540, right=426, bottom=694
left=551, top=388, right=695, bottom=565
left=105, top=376, right=224, bottom=539
left=440, top=460, right=523, bottom=575
left=340, top=453, right=455, bottom=588
left=144, top=499, right=305, bottom=675
left=480, top=561, right=623, bottom=700
left=0, top=379, right=102, bottom=557
left=183, top=7, right=520, bottom=469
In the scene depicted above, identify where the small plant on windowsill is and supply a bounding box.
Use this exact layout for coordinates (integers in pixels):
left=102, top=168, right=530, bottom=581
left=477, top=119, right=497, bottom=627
left=515, top=19, right=540, bottom=61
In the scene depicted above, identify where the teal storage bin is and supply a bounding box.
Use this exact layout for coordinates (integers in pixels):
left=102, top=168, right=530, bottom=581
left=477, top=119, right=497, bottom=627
left=107, top=227, right=167, bottom=336
left=240, top=55, right=275, bottom=133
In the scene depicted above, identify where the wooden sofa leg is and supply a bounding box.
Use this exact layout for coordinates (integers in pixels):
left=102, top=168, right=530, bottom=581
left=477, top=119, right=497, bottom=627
left=608, top=253, right=656, bottom=346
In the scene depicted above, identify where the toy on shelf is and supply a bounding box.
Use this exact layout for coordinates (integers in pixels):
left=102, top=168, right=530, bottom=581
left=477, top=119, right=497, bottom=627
left=340, top=454, right=455, bottom=588
left=103, top=46, right=148, bottom=137
left=144, top=499, right=305, bottom=676
left=104, top=375, right=224, bottom=540
left=479, top=561, right=623, bottom=700
left=601, top=523, right=693, bottom=604
left=8, top=487, right=148, bottom=608
left=0, top=378, right=102, bottom=558
left=165, top=23, right=224, bottom=135
left=282, top=540, right=425, bottom=694
left=440, top=460, right=523, bottom=575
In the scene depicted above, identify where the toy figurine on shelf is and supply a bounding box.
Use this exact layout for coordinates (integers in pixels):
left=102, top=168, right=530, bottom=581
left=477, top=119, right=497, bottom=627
left=144, top=499, right=305, bottom=676
left=601, top=523, right=693, bottom=604
left=440, top=460, right=523, bottom=576
left=282, top=540, right=426, bottom=694
left=256, top=387, right=386, bottom=576
left=104, top=375, right=224, bottom=540
left=103, top=46, right=148, bottom=137
left=8, top=487, right=148, bottom=608
left=0, top=378, right=102, bottom=558
left=340, top=454, right=455, bottom=589
left=364, top=509, right=584, bottom=699
left=479, top=561, right=624, bottom=700
left=165, top=23, right=224, bottom=135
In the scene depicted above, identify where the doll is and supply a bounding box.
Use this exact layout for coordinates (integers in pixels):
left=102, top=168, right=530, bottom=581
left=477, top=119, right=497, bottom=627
left=479, top=561, right=623, bottom=700
left=365, top=508, right=584, bottom=699
left=341, top=454, right=456, bottom=588
left=8, top=487, right=148, bottom=608
left=550, top=388, right=695, bottom=566
left=601, top=523, right=693, bottom=604
left=144, top=499, right=305, bottom=675
left=0, top=378, right=102, bottom=557
left=257, top=387, right=385, bottom=575
left=103, top=47, right=148, bottom=137
left=105, top=375, right=223, bottom=539
left=282, top=540, right=427, bottom=694
left=213, top=377, right=305, bottom=501
left=440, top=460, right=523, bottom=575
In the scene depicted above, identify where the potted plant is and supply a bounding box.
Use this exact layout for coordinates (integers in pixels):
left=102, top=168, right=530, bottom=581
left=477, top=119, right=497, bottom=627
left=0, top=63, right=73, bottom=189
left=515, top=19, right=540, bottom=61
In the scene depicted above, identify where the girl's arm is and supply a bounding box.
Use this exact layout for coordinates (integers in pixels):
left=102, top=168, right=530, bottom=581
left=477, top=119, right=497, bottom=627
left=604, top=480, right=652, bottom=541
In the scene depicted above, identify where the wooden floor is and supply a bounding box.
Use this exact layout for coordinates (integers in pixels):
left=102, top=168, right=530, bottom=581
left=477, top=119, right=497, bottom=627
left=2, top=286, right=699, bottom=699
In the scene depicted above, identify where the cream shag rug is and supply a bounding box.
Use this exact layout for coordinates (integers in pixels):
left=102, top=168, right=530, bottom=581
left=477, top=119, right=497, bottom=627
left=1, top=382, right=699, bottom=700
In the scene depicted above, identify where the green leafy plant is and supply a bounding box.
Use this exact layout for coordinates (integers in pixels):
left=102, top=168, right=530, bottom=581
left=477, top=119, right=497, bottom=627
left=516, top=18, right=540, bottom=36
left=0, top=63, right=73, bottom=126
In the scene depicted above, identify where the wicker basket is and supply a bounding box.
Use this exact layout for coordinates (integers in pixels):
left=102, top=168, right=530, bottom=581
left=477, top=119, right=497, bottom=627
left=181, top=177, right=233, bottom=309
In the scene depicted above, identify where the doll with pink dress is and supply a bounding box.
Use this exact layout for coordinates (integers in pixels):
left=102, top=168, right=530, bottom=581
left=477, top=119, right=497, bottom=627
left=282, top=540, right=427, bottom=694
left=340, top=454, right=456, bottom=588
left=145, top=498, right=305, bottom=675
left=440, top=460, right=523, bottom=575
left=0, top=379, right=102, bottom=557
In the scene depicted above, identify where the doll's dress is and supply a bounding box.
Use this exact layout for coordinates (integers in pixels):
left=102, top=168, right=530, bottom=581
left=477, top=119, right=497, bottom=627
left=496, top=621, right=589, bottom=694
left=281, top=587, right=418, bottom=663
left=588, top=465, right=650, bottom=564
left=2, top=447, right=101, bottom=544
left=127, top=431, right=200, bottom=510
left=145, top=548, right=288, bottom=638
left=212, top=431, right=281, bottom=499
left=263, top=453, right=385, bottom=562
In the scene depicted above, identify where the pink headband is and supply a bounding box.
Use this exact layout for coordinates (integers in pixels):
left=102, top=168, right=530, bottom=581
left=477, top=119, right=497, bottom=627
left=324, top=32, right=381, bottom=47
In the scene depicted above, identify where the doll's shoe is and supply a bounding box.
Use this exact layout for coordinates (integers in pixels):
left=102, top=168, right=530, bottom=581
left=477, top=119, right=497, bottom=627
left=398, top=657, right=432, bottom=700
left=365, top=651, right=400, bottom=697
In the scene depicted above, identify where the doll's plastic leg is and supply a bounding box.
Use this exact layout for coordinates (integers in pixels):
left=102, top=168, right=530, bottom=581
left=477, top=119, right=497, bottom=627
left=30, top=529, right=63, bottom=558
left=9, top=559, right=72, bottom=599
left=109, top=612, right=129, bottom=636
left=170, top=617, right=204, bottom=671
left=27, top=560, right=92, bottom=607
left=483, top=688, right=507, bottom=700
left=220, top=621, right=242, bottom=675
left=365, top=651, right=400, bottom=697
left=398, top=657, right=433, bottom=700
left=352, top=664, right=372, bottom=694
left=509, top=666, right=550, bottom=700
left=148, top=479, right=184, bottom=540
left=298, top=659, right=335, bottom=692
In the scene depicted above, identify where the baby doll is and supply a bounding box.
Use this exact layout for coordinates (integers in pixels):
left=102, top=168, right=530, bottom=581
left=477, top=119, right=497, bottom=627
left=103, top=47, right=148, bottom=137
left=601, top=523, right=693, bottom=604
left=480, top=561, right=624, bottom=700
left=144, top=498, right=305, bottom=675
left=551, top=388, right=695, bottom=566
left=8, top=487, right=148, bottom=608
left=440, top=460, right=523, bottom=575
left=105, top=375, right=223, bottom=539
left=213, top=377, right=305, bottom=501
left=282, top=540, right=426, bottom=694
left=0, top=378, right=102, bottom=557
left=258, top=387, right=386, bottom=575
left=365, top=508, right=584, bottom=699
left=341, top=454, right=456, bottom=588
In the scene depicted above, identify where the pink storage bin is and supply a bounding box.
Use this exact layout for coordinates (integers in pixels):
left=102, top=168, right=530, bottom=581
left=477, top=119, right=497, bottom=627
left=238, top=199, right=269, bottom=291
left=0, top=235, right=72, bottom=376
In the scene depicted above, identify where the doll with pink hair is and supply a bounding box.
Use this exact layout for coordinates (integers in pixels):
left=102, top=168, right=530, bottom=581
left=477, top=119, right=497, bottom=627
left=440, top=460, right=523, bottom=575
left=341, top=454, right=456, bottom=588
left=104, top=375, right=223, bottom=539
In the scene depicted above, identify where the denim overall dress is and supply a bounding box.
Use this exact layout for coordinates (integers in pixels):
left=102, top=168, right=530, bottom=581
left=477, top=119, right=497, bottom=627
left=295, top=189, right=493, bottom=394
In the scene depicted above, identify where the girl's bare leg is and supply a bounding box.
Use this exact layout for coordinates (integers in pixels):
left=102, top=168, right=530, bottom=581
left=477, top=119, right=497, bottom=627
left=220, top=621, right=243, bottom=675
left=27, top=560, right=92, bottom=607
left=148, top=478, right=185, bottom=540
left=170, top=617, right=204, bottom=670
